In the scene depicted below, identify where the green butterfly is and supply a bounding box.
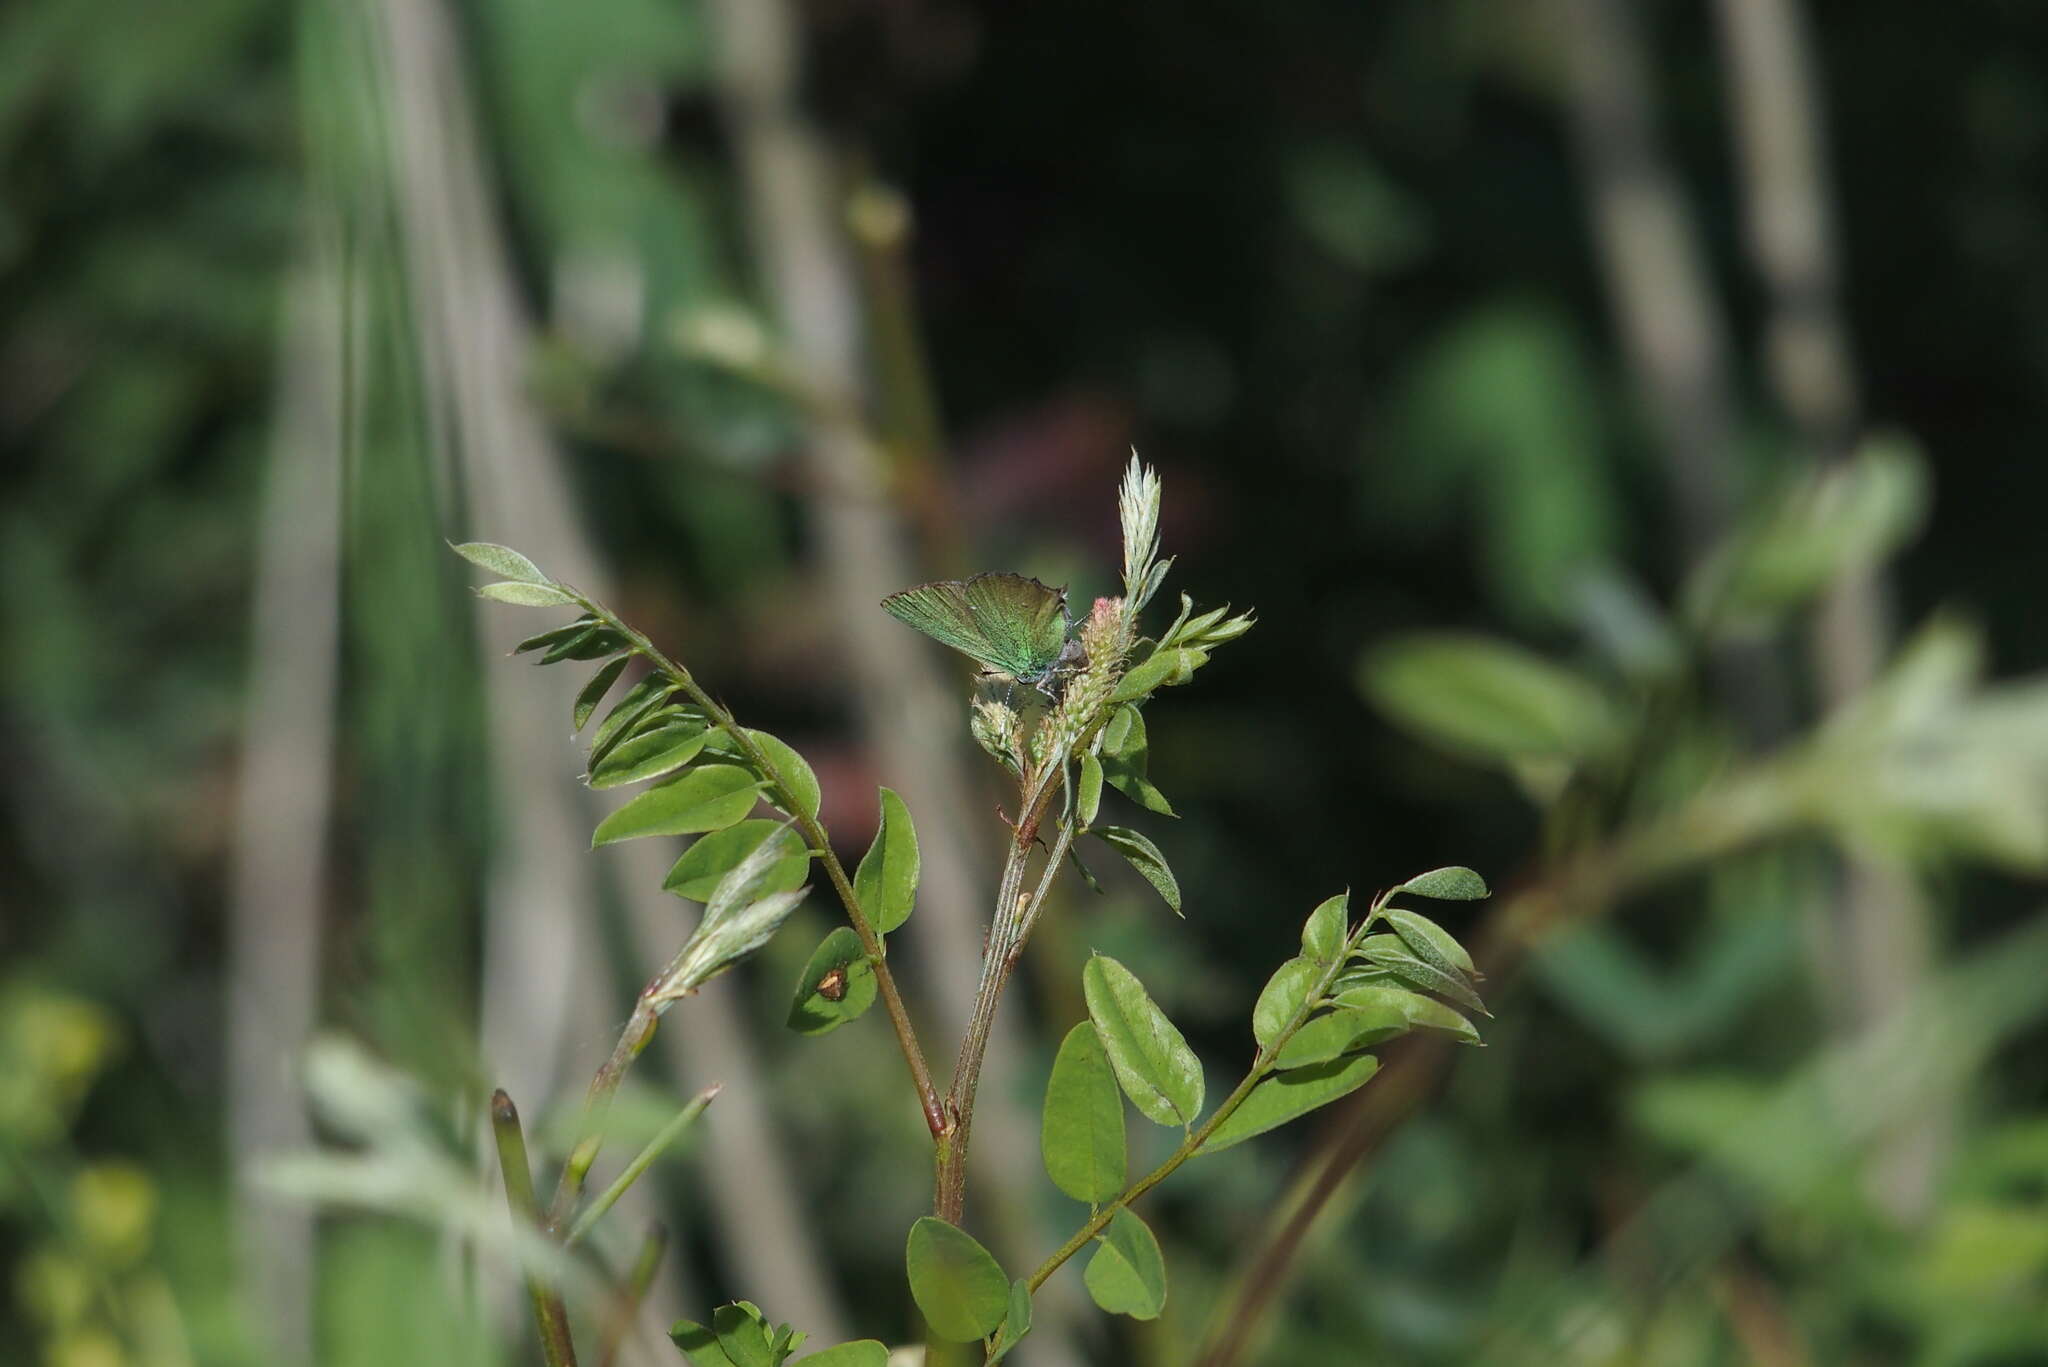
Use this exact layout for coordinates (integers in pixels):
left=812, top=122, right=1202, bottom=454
left=881, top=573, right=1084, bottom=693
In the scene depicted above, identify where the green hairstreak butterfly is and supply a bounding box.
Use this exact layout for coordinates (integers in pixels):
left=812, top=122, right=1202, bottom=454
left=881, top=572, right=1084, bottom=693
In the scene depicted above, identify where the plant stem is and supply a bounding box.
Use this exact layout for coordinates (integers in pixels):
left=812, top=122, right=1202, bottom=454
left=547, top=999, right=661, bottom=1232
left=934, top=764, right=1071, bottom=1223
left=491, top=1090, right=580, bottom=1367
left=1023, top=898, right=1390, bottom=1297
left=567, top=1085, right=721, bottom=1246
left=575, top=597, right=947, bottom=1137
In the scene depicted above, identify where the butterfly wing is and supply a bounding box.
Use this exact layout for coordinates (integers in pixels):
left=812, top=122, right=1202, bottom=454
left=962, top=573, right=1070, bottom=680
left=881, top=580, right=1005, bottom=671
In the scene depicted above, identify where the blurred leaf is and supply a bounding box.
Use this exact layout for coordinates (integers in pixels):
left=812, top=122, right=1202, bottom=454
left=1398, top=866, right=1490, bottom=901
left=591, top=764, right=761, bottom=846
left=1284, top=142, right=1427, bottom=275
left=477, top=581, right=575, bottom=607
left=1385, top=907, right=1479, bottom=980
left=452, top=541, right=549, bottom=584
left=1531, top=909, right=1794, bottom=1061
left=1200, top=1053, right=1382, bottom=1154
left=987, top=1281, right=1032, bottom=1363
left=1042, top=1022, right=1126, bottom=1203
left=906, top=1217, right=1009, bottom=1342
left=786, top=927, right=876, bottom=1036
left=574, top=655, right=630, bottom=731
left=588, top=717, right=711, bottom=788
left=1253, top=957, right=1319, bottom=1050
left=1684, top=434, right=1928, bottom=635
left=1379, top=303, right=1614, bottom=622
left=664, top=820, right=810, bottom=902
left=1083, top=955, right=1204, bottom=1128
left=1301, top=892, right=1349, bottom=966
left=1363, top=633, right=1616, bottom=766
left=853, top=787, right=919, bottom=934
left=1083, top=1208, right=1167, bottom=1320
left=1090, top=826, right=1181, bottom=914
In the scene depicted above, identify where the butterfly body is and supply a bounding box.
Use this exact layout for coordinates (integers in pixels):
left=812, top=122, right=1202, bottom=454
left=881, top=572, right=1080, bottom=692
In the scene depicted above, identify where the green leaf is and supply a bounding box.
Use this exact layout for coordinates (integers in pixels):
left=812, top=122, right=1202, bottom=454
left=1077, top=754, right=1104, bottom=827
left=1271, top=1007, right=1405, bottom=1068
left=986, top=1282, right=1032, bottom=1363
left=514, top=617, right=625, bottom=664
left=1252, top=957, right=1321, bottom=1050
left=1041, top=1023, right=1126, bottom=1203
left=1102, top=705, right=1138, bottom=755
left=853, top=788, right=919, bottom=934
left=541, top=622, right=625, bottom=664
left=661, top=887, right=807, bottom=998
left=712, top=1302, right=783, bottom=1367
left=1355, top=935, right=1488, bottom=1016
left=794, top=1345, right=888, bottom=1367
left=1398, top=866, right=1490, bottom=901
left=671, top=1318, right=736, bottom=1367
left=589, top=719, right=712, bottom=788
left=1083, top=956, right=1204, bottom=1128
left=1112, top=645, right=1208, bottom=701
left=1385, top=906, right=1479, bottom=980
left=1362, top=633, right=1615, bottom=764
left=574, top=656, right=631, bottom=732
left=664, top=820, right=811, bottom=902
left=1332, top=984, right=1483, bottom=1046
left=703, top=824, right=803, bottom=925
left=586, top=675, right=676, bottom=768
left=746, top=730, right=821, bottom=821
left=514, top=617, right=599, bottom=655
left=1099, top=707, right=1175, bottom=816
left=1083, top=1208, right=1168, bottom=1320
left=786, top=928, right=877, bottom=1036
left=592, top=765, right=762, bottom=847
left=1301, top=892, right=1349, bottom=966
left=453, top=541, right=549, bottom=584
left=905, top=1217, right=1010, bottom=1342
left=1090, top=826, right=1181, bottom=914
left=478, top=581, right=576, bottom=607
left=1199, top=1053, right=1382, bottom=1154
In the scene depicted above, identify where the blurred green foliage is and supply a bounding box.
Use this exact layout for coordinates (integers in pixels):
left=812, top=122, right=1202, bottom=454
left=5, top=0, right=2048, bottom=1364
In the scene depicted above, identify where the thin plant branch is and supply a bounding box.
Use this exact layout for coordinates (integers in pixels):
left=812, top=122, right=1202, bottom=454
left=567, top=1087, right=721, bottom=1247
left=492, top=1091, right=580, bottom=1367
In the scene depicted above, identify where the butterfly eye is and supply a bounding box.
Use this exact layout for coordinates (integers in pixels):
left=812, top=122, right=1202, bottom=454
left=816, top=967, right=848, bottom=1002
